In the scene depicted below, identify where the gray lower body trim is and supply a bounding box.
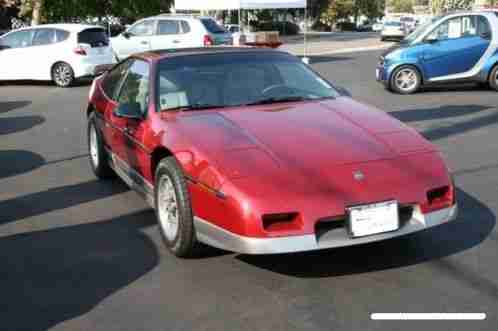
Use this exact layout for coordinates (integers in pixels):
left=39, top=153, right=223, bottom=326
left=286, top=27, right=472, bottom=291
left=194, top=205, right=458, bottom=255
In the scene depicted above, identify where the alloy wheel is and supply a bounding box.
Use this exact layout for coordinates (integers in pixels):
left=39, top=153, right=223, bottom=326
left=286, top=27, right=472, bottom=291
left=158, top=175, right=179, bottom=241
left=89, top=125, right=99, bottom=168
left=394, top=68, right=418, bottom=93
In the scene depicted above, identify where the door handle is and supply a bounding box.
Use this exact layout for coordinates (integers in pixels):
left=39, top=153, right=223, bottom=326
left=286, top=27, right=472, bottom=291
left=140, top=41, right=148, bottom=45
left=173, top=40, right=181, bottom=44
left=124, top=127, right=135, bottom=135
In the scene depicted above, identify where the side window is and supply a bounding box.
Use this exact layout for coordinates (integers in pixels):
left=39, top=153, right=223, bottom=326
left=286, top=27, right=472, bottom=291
left=102, top=60, right=132, bottom=101
left=180, top=21, right=191, bottom=33
left=477, top=16, right=492, bottom=39
left=32, top=29, right=56, bottom=46
left=461, top=16, right=477, bottom=37
left=117, top=60, right=150, bottom=116
left=158, top=20, right=180, bottom=35
left=55, top=29, right=70, bottom=42
left=0, top=30, right=35, bottom=48
left=128, top=20, right=155, bottom=37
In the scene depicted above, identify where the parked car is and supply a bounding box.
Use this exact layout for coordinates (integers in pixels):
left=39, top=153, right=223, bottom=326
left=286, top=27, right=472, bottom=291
left=225, top=24, right=240, bottom=34
left=372, top=22, right=384, bottom=32
left=86, top=47, right=457, bottom=257
left=400, top=16, right=417, bottom=33
left=111, top=15, right=232, bottom=60
left=0, top=24, right=114, bottom=87
left=380, top=21, right=406, bottom=41
left=377, top=11, right=498, bottom=94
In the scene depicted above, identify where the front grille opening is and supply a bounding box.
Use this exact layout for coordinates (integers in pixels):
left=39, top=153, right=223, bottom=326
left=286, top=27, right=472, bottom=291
left=315, top=216, right=346, bottom=241
left=262, top=212, right=302, bottom=232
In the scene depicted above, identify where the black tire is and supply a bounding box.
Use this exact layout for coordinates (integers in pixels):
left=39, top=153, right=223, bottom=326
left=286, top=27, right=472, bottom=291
left=88, top=113, right=115, bottom=179
left=52, top=62, right=75, bottom=87
left=390, top=65, right=421, bottom=95
left=154, top=157, right=199, bottom=258
left=489, top=65, right=498, bottom=92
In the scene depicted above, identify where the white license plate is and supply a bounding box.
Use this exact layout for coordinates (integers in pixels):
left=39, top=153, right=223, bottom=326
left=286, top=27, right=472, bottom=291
left=348, top=201, right=399, bottom=238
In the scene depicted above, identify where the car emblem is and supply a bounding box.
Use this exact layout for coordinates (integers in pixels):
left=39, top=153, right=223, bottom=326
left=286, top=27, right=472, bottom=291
left=353, top=170, right=365, bottom=182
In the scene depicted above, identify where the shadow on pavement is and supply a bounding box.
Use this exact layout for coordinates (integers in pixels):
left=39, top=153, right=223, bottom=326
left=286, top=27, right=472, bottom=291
left=309, top=55, right=353, bottom=64
left=0, top=179, right=130, bottom=226
left=0, top=150, right=46, bottom=180
left=0, top=209, right=159, bottom=331
left=423, top=110, right=498, bottom=142
left=0, top=115, right=45, bottom=135
left=0, top=79, right=91, bottom=87
left=238, top=189, right=495, bottom=280
left=0, top=101, right=32, bottom=114
left=390, top=104, right=493, bottom=123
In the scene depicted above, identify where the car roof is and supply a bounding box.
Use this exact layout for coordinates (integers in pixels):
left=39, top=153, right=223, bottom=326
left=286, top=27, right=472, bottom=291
left=134, top=47, right=290, bottom=61
left=12, top=23, right=103, bottom=33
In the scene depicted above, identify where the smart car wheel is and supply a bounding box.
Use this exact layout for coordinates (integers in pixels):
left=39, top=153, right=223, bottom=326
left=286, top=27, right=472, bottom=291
left=87, top=113, right=114, bottom=179
left=154, top=157, right=199, bottom=258
left=52, top=62, right=75, bottom=87
left=390, top=65, right=421, bottom=94
left=490, top=65, right=498, bottom=92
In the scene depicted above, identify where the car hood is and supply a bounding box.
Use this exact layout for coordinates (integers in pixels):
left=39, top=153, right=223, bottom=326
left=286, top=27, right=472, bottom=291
left=173, top=97, right=436, bottom=185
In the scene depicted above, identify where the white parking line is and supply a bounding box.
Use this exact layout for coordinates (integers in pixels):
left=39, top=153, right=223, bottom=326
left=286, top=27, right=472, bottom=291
left=371, top=313, right=487, bottom=320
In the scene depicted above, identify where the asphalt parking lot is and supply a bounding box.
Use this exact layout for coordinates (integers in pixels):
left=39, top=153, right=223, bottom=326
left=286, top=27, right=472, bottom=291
left=1, top=50, right=497, bottom=331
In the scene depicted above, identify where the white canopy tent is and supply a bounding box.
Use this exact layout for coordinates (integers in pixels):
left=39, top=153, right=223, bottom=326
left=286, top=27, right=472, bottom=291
left=174, top=0, right=309, bottom=60
left=174, top=1, right=306, bottom=10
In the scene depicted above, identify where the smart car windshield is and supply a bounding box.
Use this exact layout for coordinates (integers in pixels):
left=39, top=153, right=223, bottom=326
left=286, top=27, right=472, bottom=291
left=403, top=16, right=442, bottom=44
left=157, top=52, right=339, bottom=111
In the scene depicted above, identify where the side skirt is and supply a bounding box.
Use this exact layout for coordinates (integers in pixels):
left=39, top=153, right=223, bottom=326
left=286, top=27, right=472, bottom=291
left=106, top=149, right=155, bottom=208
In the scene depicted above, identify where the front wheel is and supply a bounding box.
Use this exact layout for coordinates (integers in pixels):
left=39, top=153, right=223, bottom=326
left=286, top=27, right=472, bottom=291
left=88, top=113, right=115, bottom=179
left=52, top=62, right=75, bottom=87
left=154, top=157, right=199, bottom=258
left=489, top=65, right=498, bottom=92
left=390, top=65, right=421, bottom=94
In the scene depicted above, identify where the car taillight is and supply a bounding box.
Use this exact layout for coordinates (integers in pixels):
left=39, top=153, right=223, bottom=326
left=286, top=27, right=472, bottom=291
left=420, top=183, right=456, bottom=214
left=74, top=47, right=87, bottom=56
left=204, top=35, right=214, bottom=46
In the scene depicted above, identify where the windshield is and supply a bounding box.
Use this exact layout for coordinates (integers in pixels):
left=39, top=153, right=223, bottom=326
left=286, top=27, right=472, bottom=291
left=403, top=16, right=441, bottom=44
left=157, top=52, right=339, bottom=111
left=201, top=18, right=227, bottom=34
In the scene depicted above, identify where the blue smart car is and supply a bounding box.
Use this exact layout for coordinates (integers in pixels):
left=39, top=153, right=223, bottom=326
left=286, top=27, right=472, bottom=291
left=376, top=11, right=498, bottom=94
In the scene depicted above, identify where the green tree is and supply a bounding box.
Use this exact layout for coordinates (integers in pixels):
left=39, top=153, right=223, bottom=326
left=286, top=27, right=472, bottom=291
left=320, top=0, right=354, bottom=26
left=387, top=0, right=414, bottom=13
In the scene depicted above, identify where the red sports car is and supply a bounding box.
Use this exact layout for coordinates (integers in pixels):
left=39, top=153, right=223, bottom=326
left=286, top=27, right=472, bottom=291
left=86, top=47, right=457, bottom=257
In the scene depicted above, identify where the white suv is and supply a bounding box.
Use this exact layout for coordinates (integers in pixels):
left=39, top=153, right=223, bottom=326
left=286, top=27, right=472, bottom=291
left=111, top=15, right=233, bottom=60
left=0, top=24, right=115, bottom=87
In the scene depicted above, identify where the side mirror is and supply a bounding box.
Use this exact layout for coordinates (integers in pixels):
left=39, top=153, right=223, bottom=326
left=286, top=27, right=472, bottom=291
left=114, top=102, right=143, bottom=119
left=122, top=31, right=131, bottom=39
left=336, top=86, right=352, bottom=97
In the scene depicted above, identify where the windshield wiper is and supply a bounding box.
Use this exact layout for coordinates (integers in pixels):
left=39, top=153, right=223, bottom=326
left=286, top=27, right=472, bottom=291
left=245, top=96, right=312, bottom=106
left=162, top=104, right=228, bottom=112
left=246, top=95, right=335, bottom=106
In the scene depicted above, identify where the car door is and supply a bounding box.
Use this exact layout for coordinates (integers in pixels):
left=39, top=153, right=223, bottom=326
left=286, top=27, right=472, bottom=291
left=100, top=60, right=133, bottom=160
left=110, top=59, right=151, bottom=179
left=112, top=20, right=154, bottom=59
left=150, top=19, right=181, bottom=50
left=422, top=15, right=490, bottom=80
left=0, top=29, right=35, bottom=80
left=29, top=28, right=58, bottom=80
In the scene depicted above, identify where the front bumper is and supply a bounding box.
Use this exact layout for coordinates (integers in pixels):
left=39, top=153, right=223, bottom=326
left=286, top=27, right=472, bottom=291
left=195, top=204, right=458, bottom=254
